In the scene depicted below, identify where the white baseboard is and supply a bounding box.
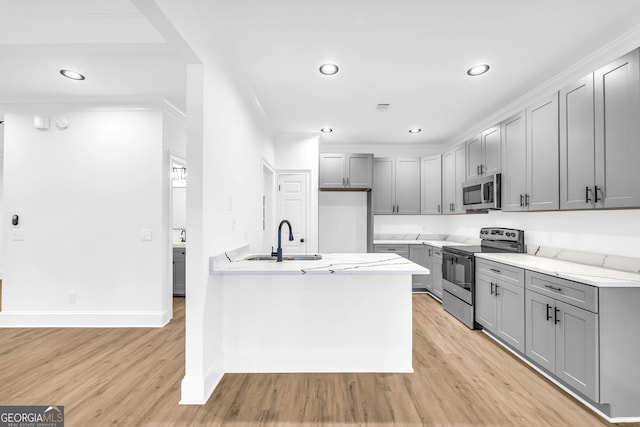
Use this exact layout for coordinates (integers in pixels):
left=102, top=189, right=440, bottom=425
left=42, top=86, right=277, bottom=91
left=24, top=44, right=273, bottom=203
left=180, top=359, right=225, bottom=405
left=0, top=310, right=170, bottom=327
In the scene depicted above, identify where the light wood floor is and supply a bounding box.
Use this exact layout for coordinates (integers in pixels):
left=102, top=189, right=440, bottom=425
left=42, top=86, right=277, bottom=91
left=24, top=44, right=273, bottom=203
left=0, top=294, right=636, bottom=426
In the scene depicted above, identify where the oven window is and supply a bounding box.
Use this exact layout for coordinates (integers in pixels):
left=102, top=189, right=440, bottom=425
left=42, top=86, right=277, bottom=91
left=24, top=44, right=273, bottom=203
left=483, top=181, right=494, bottom=203
left=442, top=253, right=473, bottom=292
left=463, top=184, right=482, bottom=205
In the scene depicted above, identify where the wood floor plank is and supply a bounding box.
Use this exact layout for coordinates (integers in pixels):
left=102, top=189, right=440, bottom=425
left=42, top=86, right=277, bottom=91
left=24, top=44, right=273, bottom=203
left=0, top=294, right=636, bottom=426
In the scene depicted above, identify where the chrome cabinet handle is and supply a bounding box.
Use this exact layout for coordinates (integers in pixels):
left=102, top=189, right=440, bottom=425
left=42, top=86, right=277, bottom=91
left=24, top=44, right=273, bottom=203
left=546, top=304, right=553, bottom=321
left=520, top=194, right=524, bottom=207
left=437, top=204, right=441, bottom=213
left=554, top=307, right=560, bottom=324
left=544, top=284, right=562, bottom=292
left=525, top=194, right=530, bottom=206
left=490, top=268, right=501, bottom=273
left=477, top=165, right=480, bottom=175
left=490, top=282, right=495, bottom=295
left=495, top=284, right=499, bottom=296
left=346, top=177, right=350, bottom=187
left=594, top=185, right=600, bottom=203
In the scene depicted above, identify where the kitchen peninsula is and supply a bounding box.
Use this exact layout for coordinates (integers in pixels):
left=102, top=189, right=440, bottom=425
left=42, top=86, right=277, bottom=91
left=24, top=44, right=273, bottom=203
left=209, top=245, right=428, bottom=373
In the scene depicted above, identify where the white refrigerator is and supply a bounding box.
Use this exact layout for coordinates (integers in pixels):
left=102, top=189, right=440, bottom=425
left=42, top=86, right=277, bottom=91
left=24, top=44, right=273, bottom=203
left=319, top=191, right=372, bottom=253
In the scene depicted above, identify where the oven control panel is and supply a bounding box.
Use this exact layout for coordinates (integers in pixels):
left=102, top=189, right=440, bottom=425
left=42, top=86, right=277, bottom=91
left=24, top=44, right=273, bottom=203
left=479, top=227, right=523, bottom=243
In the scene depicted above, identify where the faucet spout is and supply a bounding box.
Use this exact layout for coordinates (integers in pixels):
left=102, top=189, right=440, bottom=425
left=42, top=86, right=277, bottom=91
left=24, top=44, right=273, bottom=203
left=272, top=220, right=294, bottom=262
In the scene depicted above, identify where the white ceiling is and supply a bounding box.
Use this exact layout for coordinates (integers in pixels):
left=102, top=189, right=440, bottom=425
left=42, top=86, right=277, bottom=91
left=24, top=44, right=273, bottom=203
left=1, top=1, right=640, bottom=147
left=195, top=0, right=640, bottom=145
left=0, top=0, right=188, bottom=112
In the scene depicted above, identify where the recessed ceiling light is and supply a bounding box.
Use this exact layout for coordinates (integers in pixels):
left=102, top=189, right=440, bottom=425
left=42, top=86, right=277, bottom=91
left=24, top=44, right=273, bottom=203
left=467, top=64, right=490, bottom=76
left=320, top=127, right=333, bottom=133
left=408, top=128, right=422, bottom=134
left=60, top=69, right=85, bottom=80
left=319, top=63, right=339, bottom=76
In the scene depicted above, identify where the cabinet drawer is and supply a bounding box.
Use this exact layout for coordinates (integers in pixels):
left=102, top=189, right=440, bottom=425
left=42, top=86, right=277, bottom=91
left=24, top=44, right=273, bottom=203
left=477, top=259, right=524, bottom=287
left=373, top=244, right=409, bottom=258
left=525, top=271, right=598, bottom=313
left=431, top=247, right=443, bottom=262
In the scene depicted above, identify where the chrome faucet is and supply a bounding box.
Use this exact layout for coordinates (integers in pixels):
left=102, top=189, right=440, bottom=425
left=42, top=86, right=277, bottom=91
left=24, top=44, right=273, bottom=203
left=180, top=229, right=186, bottom=242
left=271, top=220, right=294, bottom=262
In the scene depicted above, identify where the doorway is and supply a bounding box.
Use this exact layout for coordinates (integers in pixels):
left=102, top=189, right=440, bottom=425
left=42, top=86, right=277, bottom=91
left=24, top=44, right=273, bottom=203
left=277, top=171, right=310, bottom=254
left=170, top=155, right=186, bottom=300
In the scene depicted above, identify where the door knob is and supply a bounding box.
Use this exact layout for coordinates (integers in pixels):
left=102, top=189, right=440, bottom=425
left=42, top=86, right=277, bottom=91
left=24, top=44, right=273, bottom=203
left=300, top=238, right=305, bottom=243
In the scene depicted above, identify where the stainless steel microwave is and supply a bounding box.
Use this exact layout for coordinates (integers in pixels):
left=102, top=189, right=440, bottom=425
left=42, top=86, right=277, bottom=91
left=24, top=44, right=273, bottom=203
left=462, top=173, right=501, bottom=211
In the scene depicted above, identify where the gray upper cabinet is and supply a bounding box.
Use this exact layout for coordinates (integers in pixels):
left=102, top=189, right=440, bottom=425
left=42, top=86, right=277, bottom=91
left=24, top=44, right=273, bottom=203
left=442, top=144, right=466, bottom=214
left=594, top=48, right=640, bottom=209
left=503, top=96, right=560, bottom=212
left=560, top=48, right=640, bottom=210
left=373, top=157, right=420, bottom=214
left=501, top=112, right=527, bottom=211
left=465, top=134, right=482, bottom=180
left=466, top=126, right=501, bottom=180
left=421, top=155, right=442, bottom=215
left=559, top=74, right=596, bottom=210
left=319, top=153, right=372, bottom=190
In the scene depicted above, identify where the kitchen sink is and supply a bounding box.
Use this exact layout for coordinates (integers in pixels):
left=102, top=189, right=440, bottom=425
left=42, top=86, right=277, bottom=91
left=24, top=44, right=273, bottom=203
left=244, top=254, right=323, bottom=261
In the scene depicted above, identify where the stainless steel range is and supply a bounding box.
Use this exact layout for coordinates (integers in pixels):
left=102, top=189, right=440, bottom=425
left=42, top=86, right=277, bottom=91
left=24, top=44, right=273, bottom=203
left=441, top=227, right=525, bottom=329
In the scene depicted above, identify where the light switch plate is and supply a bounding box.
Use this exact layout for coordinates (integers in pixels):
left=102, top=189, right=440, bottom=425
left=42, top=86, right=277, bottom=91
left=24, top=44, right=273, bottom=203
left=140, top=229, right=153, bottom=241
left=12, top=229, right=24, bottom=241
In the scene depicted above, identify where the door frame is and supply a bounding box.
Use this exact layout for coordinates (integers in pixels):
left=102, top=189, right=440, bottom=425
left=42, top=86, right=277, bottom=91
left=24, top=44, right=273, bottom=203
left=276, top=169, right=311, bottom=254
left=261, top=158, right=276, bottom=253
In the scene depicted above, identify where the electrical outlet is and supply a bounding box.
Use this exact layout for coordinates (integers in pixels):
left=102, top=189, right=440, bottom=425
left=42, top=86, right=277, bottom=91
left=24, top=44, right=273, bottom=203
left=68, top=292, right=77, bottom=305
left=140, top=229, right=153, bottom=241
left=231, top=217, right=236, bottom=230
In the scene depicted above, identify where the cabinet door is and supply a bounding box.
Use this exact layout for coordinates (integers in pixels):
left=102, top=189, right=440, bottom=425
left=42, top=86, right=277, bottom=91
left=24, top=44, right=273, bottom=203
left=346, top=154, right=373, bottom=189
left=560, top=74, right=595, bottom=210
left=594, top=49, right=640, bottom=209
left=528, top=94, right=560, bottom=211
left=475, top=275, right=497, bottom=332
left=173, top=248, right=186, bottom=296
left=373, top=157, right=395, bottom=214
left=525, top=291, right=556, bottom=373
left=319, top=153, right=346, bottom=189
left=496, top=280, right=525, bottom=353
left=482, top=125, right=501, bottom=176
left=465, top=134, right=483, bottom=180
left=442, top=149, right=455, bottom=214
left=395, top=158, right=421, bottom=214
left=409, top=245, right=429, bottom=289
left=453, top=144, right=466, bottom=213
left=501, top=112, right=527, bottom=211
left=421, top=155, right=442, bottom=214
left=432, top=260, right=443, bottom=299
left=423, top=246, right=434, bottom=289
left=555, top=301, right=599, bottom=402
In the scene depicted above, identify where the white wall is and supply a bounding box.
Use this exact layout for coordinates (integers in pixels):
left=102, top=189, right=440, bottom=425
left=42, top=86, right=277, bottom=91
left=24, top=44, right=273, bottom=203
left=1, top=109, right=170, bottom=326
left=275, top=134, right=319, bottom=253
left=320, top=142, right=443, bottom=158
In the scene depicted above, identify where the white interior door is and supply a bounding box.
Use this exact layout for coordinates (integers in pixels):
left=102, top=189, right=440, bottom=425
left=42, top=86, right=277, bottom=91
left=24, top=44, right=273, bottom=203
left=277, top=172, right=308, bottom=254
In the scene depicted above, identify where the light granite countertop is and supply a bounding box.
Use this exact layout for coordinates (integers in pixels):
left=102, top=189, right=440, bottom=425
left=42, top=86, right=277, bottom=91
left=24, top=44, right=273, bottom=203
left=373, top=239, right=470, bottom=248
left=211, top=251, right=430, bottom=276
left=475, top=253, right=640, bottom=288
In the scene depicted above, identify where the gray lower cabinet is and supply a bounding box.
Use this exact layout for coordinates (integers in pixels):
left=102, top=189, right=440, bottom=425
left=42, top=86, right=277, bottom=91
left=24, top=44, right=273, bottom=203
left=173, top=247, right=186, bottom=296
left=525, top=271, right=599, bottom=402
left=409, top=245, right=429, bottom=291
left=475, top=259, right=525, bottom=352
left=373, top=244, right=409, bottom=258
left=431, top=247, right=443, bottom=299
left=560, top=48, right=640, bottom=210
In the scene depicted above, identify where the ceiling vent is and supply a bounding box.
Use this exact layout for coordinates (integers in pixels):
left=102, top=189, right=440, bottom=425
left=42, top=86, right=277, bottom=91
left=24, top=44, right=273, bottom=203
left=375, top=103, right=391, bottom=112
